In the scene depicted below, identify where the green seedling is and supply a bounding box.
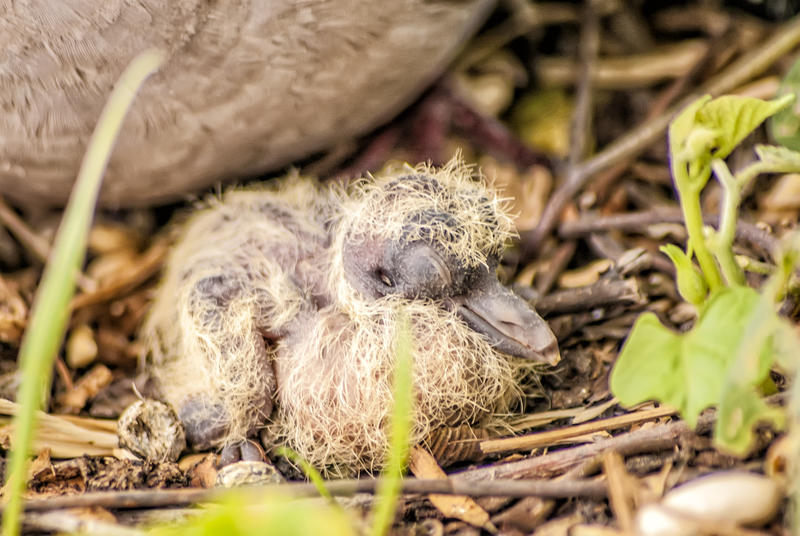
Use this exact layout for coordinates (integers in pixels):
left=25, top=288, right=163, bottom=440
left=611, top=93, right=800, bottom=455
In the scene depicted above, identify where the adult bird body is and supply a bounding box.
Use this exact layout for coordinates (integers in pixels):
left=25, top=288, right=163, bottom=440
left=0, top=0, right=494, bottom=207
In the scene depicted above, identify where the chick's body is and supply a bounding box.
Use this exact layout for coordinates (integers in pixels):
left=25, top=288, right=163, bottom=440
left=143, top=162, right=557, bottom=475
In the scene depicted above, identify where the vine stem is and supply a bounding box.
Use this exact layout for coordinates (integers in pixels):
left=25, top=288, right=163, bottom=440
left=711, top=159, right=747, bottom=286
left=673, top=162, right=724, bottom=291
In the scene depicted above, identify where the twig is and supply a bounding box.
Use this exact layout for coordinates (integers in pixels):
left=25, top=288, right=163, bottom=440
left=517, top=277, right=643, bottom=316
left=523, top=14, right=800, bottom=256
left=569, top=0, right=599, bottom=169
left=69, top=238, right=168, bottom=310
left=0, top=196, right=51, bottom=263
left=535, top=241, right=576, bottom=295
left=586, top=26, right=731, bottom=203
left=456, top=412, right=716, bottom=481
left=14, top=477, right=607, bottom=513
left=479, top=405, right=676, bottom=455
left=536, top=40, right=708, bottom=88
left=454, top=0, right=620, bottom=72
left=547, top=304, right=633, bottom=341
left=558, top=209, right=780, bottom=259
left=0, top=196, right=95, bottom=293
left=24, top=511, right=145, bottom=536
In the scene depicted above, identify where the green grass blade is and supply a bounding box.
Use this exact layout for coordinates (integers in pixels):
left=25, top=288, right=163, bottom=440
left=274, top=446, right=335, bottom=503
left=1, top=49, right=164, bottom=536
left=370, top=313, right=414, bottom=536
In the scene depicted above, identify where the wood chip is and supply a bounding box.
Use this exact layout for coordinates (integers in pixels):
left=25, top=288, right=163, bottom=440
left=66, top=324, right=98, bottom=369
left=0, top=275, right=26, bottom=344
left=603, top=451, right=636, bottom=532
left=58, top=365, right=114, bottom=414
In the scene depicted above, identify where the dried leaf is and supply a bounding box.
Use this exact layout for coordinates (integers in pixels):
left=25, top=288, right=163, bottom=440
left=408, top=446, right=497, bottom=533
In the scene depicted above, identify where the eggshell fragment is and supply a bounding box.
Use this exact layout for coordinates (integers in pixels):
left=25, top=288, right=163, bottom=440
left=660, top=471, right=781, bottom=526
left=634, top=504, right=698, bottom=536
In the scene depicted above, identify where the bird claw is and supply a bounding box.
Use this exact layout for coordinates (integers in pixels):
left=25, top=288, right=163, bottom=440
left=219, top=439, right=267, bottom=466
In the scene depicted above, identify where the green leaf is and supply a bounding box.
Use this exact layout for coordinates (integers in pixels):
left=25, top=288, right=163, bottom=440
left=660, top=244, right=708, bottom=306
left=696, top=95, right=794, bottom=160
left=609, top=312, right=684, bottom=412
left=755, top=144, right=800, bottom=172
left=769, top=56, right=800, bottom=150
left=669, top=95, right=793, bottom=193
left=669, top=96, right=714, bottom=191
left=610, top=286, right=765, bottom=427
left=716, top=384, right=785, bottom=456
left=371, top=313, right=414, bottom=536
left=669, top=95, right=712, bottom=159
left=772, top=315, right=800, bottom=372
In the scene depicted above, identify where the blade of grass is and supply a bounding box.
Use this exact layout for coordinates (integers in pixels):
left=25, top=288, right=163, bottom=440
left=370, top=313, right=414, bottom=536
left=274, top=446, right=334, bottom=503
left=1, top=49, right=165, bottom=536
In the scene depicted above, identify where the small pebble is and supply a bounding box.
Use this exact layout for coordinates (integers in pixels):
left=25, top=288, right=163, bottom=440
left=215, top=460, right=285, bottom=488
left=66, top=324, right=98, bottom=369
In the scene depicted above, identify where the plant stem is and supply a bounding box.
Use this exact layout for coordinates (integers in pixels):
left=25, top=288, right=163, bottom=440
left=674, top=163, right=724, bottom=291
left=1, top=49, right=164, bottom=536
left=711, top=159, right=747, bottom=286
left=370, top=314, right=414, bottom=536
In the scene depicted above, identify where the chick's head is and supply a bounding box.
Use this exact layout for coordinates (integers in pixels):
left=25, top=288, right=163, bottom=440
left=332, top=159, right=559, bottom=365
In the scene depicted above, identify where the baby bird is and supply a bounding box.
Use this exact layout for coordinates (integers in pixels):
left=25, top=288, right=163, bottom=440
left=141, top=159, right=560, bottom=475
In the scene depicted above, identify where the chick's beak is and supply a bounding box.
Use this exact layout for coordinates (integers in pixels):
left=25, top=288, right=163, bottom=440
left=456, top=275, right=560, bottom=366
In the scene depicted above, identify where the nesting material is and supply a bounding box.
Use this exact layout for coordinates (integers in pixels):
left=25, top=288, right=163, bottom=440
left=142, top=159, right=552, bottom=475
left=117, top=399, right=186, bottom=462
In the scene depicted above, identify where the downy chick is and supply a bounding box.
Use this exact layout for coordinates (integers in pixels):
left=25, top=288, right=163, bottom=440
left=141, top=159, right=560, bottom=476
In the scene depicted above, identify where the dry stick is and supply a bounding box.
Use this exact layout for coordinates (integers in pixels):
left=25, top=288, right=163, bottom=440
left=558, top=208, right=780, bottom=259
left=517, top=277, right=643, bottom=316
left=0, top=196, right=95, bottom=293
left=15, top=478, right=607, bottom=513
left=602, top=450, right=635, bottom=532
left=523, top=14, right=800, bottom=256
left=535, top=241, right=576, bottom=295
left=586, top=27, right=726, bottom=203
left=456, top=412, right=715, bottom=482
left=0, top=197, right=51, bottom=263
left=23, top=511, right=145, bottom=536
left=569, top=1, right=599, bottom=170
left=69, top=238, right=168, bottom=310
left=479, top=405, right=676, bottom=455
left=528, top=1, right=598, bottom=295
left=454, top=0, right=618, bottom=72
